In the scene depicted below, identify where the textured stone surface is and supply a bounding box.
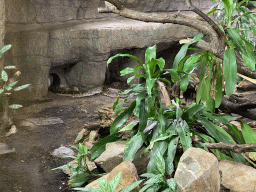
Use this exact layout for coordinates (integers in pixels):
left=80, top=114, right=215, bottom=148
left=20, top=117, right=64, bottom=126
left=3, top=0, right=215, bottom=100
left=174, top=147, right=220, bottom=192
left=0, top=143, right=15, bottom=155
left=112, top=0, right=215, bottom=12
left=94, top=141, right=150, bottom=175
left=85, top=161, right=140, bottom=192
left=219, top=160, right=256, bottom=192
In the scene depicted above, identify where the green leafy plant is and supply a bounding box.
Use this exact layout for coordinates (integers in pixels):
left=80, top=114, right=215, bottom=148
left=73, top=171, right=143, bottom=192
left=0, top=45, right=30, bottom=129
left=51, top=143, right=104, bottom=188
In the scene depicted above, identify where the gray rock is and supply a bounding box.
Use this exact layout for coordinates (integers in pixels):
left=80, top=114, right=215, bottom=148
left=0, top=143, right=15, bottom=155
left=219, top=160, right=256, bottom=192
left=94, top=141, right=150, bottom=175
left=20, top=117, right=64, bottom=126
left=174, top=147, right=220, bottom=192
left=51, top=145, right=75, bottom=158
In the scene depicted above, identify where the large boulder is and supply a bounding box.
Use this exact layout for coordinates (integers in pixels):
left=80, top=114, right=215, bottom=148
left=219, top=160, right=256, bottom=192
left=94, top=141, right=150, bottom=175
left=174, top=147, right=220, bottom=192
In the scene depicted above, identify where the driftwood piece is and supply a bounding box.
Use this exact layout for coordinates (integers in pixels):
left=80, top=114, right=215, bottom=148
left=202, top=142, right=256, bottom=154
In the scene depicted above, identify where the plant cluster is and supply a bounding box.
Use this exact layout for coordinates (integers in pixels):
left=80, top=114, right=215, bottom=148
left=0, top=44, right=30, bottom=130
left=50, top=143, right=105, bottom=188
left=52, top=1, right=256, bottom=191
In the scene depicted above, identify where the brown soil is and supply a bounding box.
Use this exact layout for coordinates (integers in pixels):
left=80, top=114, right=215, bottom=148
left=0, top=91, right=118, bottom=192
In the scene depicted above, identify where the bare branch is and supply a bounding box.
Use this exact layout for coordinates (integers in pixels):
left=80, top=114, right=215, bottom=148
left=203, top=142, right=256, bottom=153
left=185, top=0, right=224, bottom=37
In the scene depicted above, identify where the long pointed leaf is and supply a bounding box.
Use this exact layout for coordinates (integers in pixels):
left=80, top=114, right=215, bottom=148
left=241, top=122, right=256, bottom=160
left=89, top=133, right=122, bottom=160
left=123, top=133, right=144, bottom=162
left=173, top=34, right=204, bottom=70
left=223, top=47, right=237, bottom=98
left=107, top=54, right=143, bottom=68
left=110, top=100, right=136, bottom=134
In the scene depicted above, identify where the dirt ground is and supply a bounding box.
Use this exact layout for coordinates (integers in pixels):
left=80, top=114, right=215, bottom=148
left=0, top=91, right=118, bottom=192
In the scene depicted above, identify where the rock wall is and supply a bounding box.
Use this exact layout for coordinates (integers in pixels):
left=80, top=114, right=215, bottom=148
left=114, top=0, right=215, bottom=12
left=5, top=0, right=105, bottom=24
left=4, top=0, right=216, bottom=100
left=0, top=0, right=4, bottom=71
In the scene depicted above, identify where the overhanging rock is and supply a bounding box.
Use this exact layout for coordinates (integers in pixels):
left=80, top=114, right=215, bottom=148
left=4, top=0, right=215, bottom=100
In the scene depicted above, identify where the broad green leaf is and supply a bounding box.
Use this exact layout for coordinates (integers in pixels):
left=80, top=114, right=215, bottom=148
left=73, top=187, right=100, bottom=192
left=123, top=133, right=144, bottom=162
left=98, top=178, right=112, bottom=192
left=176, top=119, right=192, bottom=151
left=113, top=97, right=120, bottom=111
left=227, top=28, right=246, bottom=52
left=165, top=69, right=180, bottom=82
left=107, top=53, right=143, bottom=68
left=241, top=52, right=255, bottom=71
left=166, top=136, right=179, bottom=175
left=9, top=104, right=23, bottom=109
left=155, top=153, right=166, bottom=175
left=5, top=81, right=18, bottom=90
left=147, top=140, right=168, bottom=173
left=1, top=70, right=8, bottom=82
left=252, top=25, right=256, bottom=36
left=215, top=63, right=223, bottom=108
left=120, top=121, right=138, bottom=132
left=145, top=45, right=156, bottom=64
left=120, top=67, right=135, bottom=76
left=197, top=116, right=246, bottom=164
left=173, top=34, right=204, bottom=70
left=156, top=58, right=165, bottom=71
left=146, top=78, right=155, bottom=96
left=223, top=47, right=237, bottom=98
left=0, top=45, right=12, bottom=57
left=90, top=133, right=122, bottom=160
left=182, top=103, right=205, bottom=120
left=241, top=122, right=256, bottom=160
left=0, top=89, right=4, bottom=94
left=114, top=101, right=124, bottom=115
left=14, top=84, right=30, bottom=91
left=226, top=124, right=245, bottom=144
left=110, top=100, right=136, bottom=134
left=134, top=92, right=147, bottom=116
left=180, top=74, right=190, bottom=91
left=158, top=105, right=166, bottom=135
left=69, top=172, right=90, bottom=187
left=142, top=135, right=173, bottom=155
left=183, top=54, right=200, bottom=73
left=110, top=171, right=122, bottom=191
left=222, top=0, right=233, bottom=16
left=167, top=178, right=177, bottom=191
left=140, top=173, right=156, bottom=178
left=139, top=99, right=148, bottom=133
left=127, top=76, right=135, bottom=84
left=160, top=77, right=172, bottom=87
left=4, top=66, right=16, bottom=69
left=120, top=180, right=144, bottom=192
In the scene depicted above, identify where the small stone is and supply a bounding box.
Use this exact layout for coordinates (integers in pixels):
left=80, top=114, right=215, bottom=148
left=75, top=128, right=89, bottom=144
left=20, top=117, right=64, bottom=126
left=0, top=143, right=15, bottom=155
left=6, top=125, right=17, bottom=137
left=88, top=130, right=98, bottom=142
left=51, top=145, right=75, bottom=158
